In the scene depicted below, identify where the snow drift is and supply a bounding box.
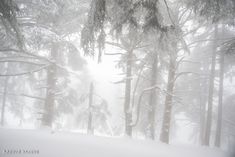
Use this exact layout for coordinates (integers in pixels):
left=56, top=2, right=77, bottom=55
left=0, top=128, right=231, bottom=157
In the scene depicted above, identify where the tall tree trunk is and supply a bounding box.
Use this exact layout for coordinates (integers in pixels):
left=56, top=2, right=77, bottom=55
left=42, top=43, right=58, bottom=127
left=87, top=82, right=94, bottom=134
left=148, top=53, right=158, bottom=140
left=160, top=53, right=177, bottom=144
left=124, top=50, right=133, bottom=136
left=204, top=25, right=218, bottom=145
left=1, top=76, right=9, bottom=126
left=215, top=49, right=225, bottom=147
left=199, top=60, right=209, bottom=145
left=200, top=94, right=206, bottom=144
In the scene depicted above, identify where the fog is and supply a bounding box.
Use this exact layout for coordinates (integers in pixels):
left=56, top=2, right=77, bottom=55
left=0, top=0, right=235, bottom=157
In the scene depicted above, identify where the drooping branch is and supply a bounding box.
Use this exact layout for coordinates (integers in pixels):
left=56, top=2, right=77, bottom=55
left=131, top=81, right=183, bottom=127
left=131, top=58, right=149, bottom=114
left=187, top=37, right=235, bottom=47
left=0, top=0, right=24, bottom=49
left=105, top=41, right=125, bottom=50
left=131, top=85, right=161, bottom=127
left=0, top=60, right=45, bottom=66
left=0, top=64, right=50, bottom=77
left=104, top=52, right=124, bottom=56
left=0, top=48, right=51, bottom=63
left=174, top=71, right=200, bottom=82
left=163, top=0, right=175, bottom=26
left=0, top=92, right=45, bottom=101
left=81, top=0, right=106, bottom=62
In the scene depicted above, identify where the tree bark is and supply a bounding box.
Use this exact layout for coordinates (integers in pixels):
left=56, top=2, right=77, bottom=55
left=124, top=50, right=133, bottom=136
left=87, top=82, right=94, bottom=134
left=1, top=76, right=8, bottom=126
left=160, top=52, right=177, bottom=144
left=215, top=48, right=224, bottom=147
left=148, top=53, right=158, bottom=140
left=199, top=60, right=209, bottom=145
left=41, top=43, right=58, bottom=127
left=204, top=24, right=218, bottom=146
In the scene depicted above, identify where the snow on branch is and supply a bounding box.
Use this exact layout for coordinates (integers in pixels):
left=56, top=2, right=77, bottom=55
left=0, top=64, right=50, bottom=77
left=0, top=60, right=45, bottom=66
left=0, top=92, right=45, bottom=101
left=174, top=71, right=200, bottom=82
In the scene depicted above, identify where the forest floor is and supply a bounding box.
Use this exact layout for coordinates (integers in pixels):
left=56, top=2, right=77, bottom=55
left=0, top=128, right=231, bottom=157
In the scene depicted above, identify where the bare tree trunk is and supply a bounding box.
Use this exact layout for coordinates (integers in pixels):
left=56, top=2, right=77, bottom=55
left=87, top=82, right=94, bottom=134
left=204, top=25, right=218, bottom=146
left=199, top=60, right=209, bottom=145
left=160, top=53, right=177, bottom=144
left=124, top=50, right=133, bottom=136
left=148, top=53, right=158, bottom=140
left=200, top=96, right=206, bottom=144
left=1, top=76, right=8, bottom=126
left=42, top=43, right=58, bottom=127
left=19, top=103, right=24, bottom=127
left=215, top=49, right=224, bottom=147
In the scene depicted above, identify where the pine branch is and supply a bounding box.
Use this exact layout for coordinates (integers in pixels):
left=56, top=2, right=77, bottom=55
left=174, top=71, right=200, bottom=82
left=0, top=60, right=45, bottom=66
left=163, top=0, right=175, bottom=26
left=105, top=41, right=125, bottom=49
left=104, top=52, right=124, bottom=55
left=0, top=92, right=45, bottom=101
left=0, top=64, right=50, bottom=77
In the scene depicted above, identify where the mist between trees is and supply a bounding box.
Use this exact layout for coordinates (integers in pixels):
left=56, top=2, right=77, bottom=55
left=0, top=0, right=235, bottom=154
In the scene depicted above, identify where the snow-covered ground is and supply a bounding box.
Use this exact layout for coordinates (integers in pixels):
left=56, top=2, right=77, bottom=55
left=0, top=128, right=231, bottom=157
